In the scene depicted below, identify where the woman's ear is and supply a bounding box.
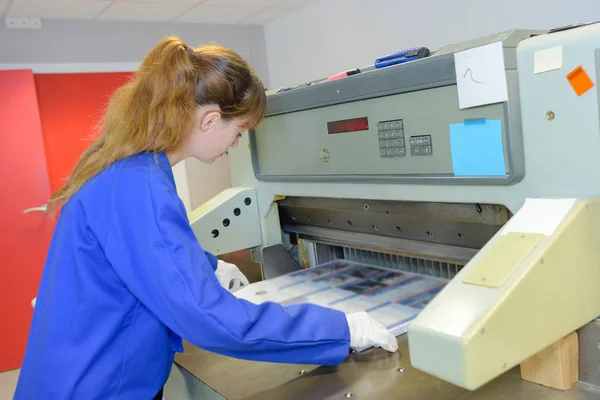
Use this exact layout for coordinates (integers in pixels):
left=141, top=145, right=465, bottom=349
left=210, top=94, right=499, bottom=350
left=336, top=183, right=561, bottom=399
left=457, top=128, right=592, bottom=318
left=199, top=110, right=222, bottom=132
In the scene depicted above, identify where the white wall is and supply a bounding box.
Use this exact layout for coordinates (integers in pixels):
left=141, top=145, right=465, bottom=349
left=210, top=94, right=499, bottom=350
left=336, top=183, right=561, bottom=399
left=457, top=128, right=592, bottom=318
left=0, top=18, right=269, bottom=212
left=186, top=156, right=232, bottom=210
left=264, top=0, right=599, bottom=88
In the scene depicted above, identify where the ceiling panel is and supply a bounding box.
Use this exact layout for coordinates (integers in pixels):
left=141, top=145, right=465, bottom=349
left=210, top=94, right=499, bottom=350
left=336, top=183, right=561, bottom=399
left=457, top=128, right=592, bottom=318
left=204, top=0, right=281, bottom=7
left=0, top=0, right=10, bottom=15
left=273, top=0, right=315, bottom=10
left=242, top=8, right=287, bottom=24
left=2, top=0, right=317, bottom=24
left=176, top=5, right=260, bottom=24
left=98, top=2, right=194, bottom=21
left=111, top=0, right=202, bottom=3
left=6, top=0, right=112, bottom=19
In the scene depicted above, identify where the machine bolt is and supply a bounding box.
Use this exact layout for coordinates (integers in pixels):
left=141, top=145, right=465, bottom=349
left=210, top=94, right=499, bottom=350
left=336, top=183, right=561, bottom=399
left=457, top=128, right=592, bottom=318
left=546, top=111, right=555, bottom=121
left=397, top=368, right=405, bottom=373
left=299, top=370, right=306, bottom=375
left=320, top=148, right=330, bottom=162
left=345, top=393, right=353, bottom=398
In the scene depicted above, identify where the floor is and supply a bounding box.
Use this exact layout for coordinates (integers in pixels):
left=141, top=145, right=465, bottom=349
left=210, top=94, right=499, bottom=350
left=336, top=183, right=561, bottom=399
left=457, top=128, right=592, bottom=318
left=0, top=369, right=19, bottom=400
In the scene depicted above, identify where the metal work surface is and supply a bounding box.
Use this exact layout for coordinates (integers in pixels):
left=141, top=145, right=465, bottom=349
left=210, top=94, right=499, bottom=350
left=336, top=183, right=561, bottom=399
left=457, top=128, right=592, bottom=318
left=174, top=336, right=600, bottom=400
left=580, top=320, right=600, bottom=387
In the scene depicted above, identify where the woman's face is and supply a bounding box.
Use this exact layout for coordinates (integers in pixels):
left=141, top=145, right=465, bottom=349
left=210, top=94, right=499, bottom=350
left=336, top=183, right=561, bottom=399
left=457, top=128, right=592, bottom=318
left=186, top=106, right=248, bottom=164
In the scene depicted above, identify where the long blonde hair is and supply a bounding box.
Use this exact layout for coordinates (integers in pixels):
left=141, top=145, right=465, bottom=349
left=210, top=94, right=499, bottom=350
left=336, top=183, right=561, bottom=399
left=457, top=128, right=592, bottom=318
left=48, top=35, right=266, bottom=214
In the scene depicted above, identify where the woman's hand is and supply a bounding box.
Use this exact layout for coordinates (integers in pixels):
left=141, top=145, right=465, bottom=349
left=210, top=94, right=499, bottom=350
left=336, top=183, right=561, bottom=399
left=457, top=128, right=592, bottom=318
left=215, top=260, right=250, bottom=292
left=345, top=311, right=398, bottom=352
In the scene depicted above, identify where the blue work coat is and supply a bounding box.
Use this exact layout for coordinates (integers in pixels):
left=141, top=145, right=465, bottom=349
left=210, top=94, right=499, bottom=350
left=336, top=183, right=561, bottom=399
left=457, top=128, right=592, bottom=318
left=14, top=152, right=350, bottom=399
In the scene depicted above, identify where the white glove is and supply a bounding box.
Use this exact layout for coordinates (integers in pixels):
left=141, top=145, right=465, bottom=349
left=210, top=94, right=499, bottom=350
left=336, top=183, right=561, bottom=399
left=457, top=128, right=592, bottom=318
left=346, top=311, right=398, bottom=353
left=215, top=260, right=250, bottom=292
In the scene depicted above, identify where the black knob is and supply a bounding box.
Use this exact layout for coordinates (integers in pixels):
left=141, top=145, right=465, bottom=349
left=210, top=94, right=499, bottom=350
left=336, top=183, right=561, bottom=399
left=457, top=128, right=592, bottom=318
left=223, top=218, right=230, bottom=227
left=244, top=197, right=251, bottom=206
left=211, top=229, right=219, bottom=238
left=234, top=208, right=241, bottom=216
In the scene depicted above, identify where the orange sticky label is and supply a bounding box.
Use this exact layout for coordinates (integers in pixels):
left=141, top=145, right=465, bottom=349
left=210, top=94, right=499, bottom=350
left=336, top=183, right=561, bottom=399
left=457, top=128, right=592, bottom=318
left=567, top=66, right=595, bottom=96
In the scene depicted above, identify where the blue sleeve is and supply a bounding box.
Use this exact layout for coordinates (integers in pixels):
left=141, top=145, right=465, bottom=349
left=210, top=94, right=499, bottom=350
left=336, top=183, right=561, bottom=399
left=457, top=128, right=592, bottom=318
left=104, top=170, right=351, bottom=366
left=204, top=250, right=218, bottom=272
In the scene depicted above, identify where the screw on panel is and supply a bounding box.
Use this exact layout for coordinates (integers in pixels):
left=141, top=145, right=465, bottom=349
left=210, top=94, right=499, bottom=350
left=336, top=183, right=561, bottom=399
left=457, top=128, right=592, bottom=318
left=345, top=393, right=353, bottom=398
left=427, top=231, right=434, bottom=238
left=234, top=208, right=241, bottom=216
left=211, top=229, right=219, bottom=238
left=397, top=368, right=405, bottom=373
left=244, top=197, right=251, bottom=206
left=223, top=218, right=230, bottom=227
left=299, top=370, right=306, bottom=375
left=546, top=111, right=555, bottom=120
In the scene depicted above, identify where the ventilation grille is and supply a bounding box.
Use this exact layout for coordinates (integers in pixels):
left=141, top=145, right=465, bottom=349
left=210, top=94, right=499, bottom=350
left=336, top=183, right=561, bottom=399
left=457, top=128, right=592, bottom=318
left=315, top=243, right=464, bottom=279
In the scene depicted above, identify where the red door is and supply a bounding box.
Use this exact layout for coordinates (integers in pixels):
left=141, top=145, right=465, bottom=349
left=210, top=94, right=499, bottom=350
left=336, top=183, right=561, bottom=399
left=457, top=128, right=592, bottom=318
left=34, top=72, right=132, bottom=192
left=0, top=70, right=54, bottom=372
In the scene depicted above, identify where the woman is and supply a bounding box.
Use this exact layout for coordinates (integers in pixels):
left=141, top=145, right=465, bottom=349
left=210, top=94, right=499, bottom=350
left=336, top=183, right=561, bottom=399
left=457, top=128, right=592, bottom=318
left=14, top=36, right=397, bottom=400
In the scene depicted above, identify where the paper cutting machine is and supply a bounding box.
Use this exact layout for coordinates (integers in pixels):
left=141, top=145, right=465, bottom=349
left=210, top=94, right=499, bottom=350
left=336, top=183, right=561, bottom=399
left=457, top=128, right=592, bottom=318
left=176, top=23, right=600, bottom=399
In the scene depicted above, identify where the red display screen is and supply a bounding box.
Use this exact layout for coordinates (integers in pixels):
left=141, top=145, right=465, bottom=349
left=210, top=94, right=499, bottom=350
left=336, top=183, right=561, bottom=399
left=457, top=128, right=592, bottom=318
left=327, top=117, right=369, bottom=134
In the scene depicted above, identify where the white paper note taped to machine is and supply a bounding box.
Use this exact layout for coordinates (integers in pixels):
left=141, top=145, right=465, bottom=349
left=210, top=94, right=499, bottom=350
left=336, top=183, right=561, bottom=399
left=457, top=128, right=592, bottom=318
left=454, top=41, right=509, bottom=109
left=533, top=46, right=563, bottom=74
left=501, top=198, right=577, bottom=236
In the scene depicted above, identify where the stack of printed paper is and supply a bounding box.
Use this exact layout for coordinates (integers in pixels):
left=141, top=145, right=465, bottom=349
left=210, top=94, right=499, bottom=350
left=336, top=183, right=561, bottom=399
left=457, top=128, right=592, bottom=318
left=234, top=260, right=448, bottom=337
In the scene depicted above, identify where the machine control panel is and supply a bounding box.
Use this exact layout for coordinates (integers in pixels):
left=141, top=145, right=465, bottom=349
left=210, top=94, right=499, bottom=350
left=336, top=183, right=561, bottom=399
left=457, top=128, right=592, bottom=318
left=251, top=83, right=517, bottom=184
left=378, top=120, right=406, bottom=157
left=410, top=135, right=433, bottom=156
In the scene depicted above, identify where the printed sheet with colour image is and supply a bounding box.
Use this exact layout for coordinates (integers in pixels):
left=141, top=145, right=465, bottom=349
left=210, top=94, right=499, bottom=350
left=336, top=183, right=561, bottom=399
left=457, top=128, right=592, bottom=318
left=233, top=260, right=448, bottom=337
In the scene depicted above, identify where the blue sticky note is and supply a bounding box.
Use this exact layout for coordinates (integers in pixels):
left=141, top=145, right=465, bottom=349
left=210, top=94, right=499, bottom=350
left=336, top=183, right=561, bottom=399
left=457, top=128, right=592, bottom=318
left=449, top=119, right=506, bottom=176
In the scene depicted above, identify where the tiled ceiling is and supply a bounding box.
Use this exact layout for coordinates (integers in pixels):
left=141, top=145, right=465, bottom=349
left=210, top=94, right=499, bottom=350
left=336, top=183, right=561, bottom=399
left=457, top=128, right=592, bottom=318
left=1, top=0, right=316, bottom=25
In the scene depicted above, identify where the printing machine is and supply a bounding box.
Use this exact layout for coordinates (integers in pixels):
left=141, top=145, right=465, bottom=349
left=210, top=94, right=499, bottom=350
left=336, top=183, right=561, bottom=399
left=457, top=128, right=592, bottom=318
left=168, top=23, right=600, bottom=399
